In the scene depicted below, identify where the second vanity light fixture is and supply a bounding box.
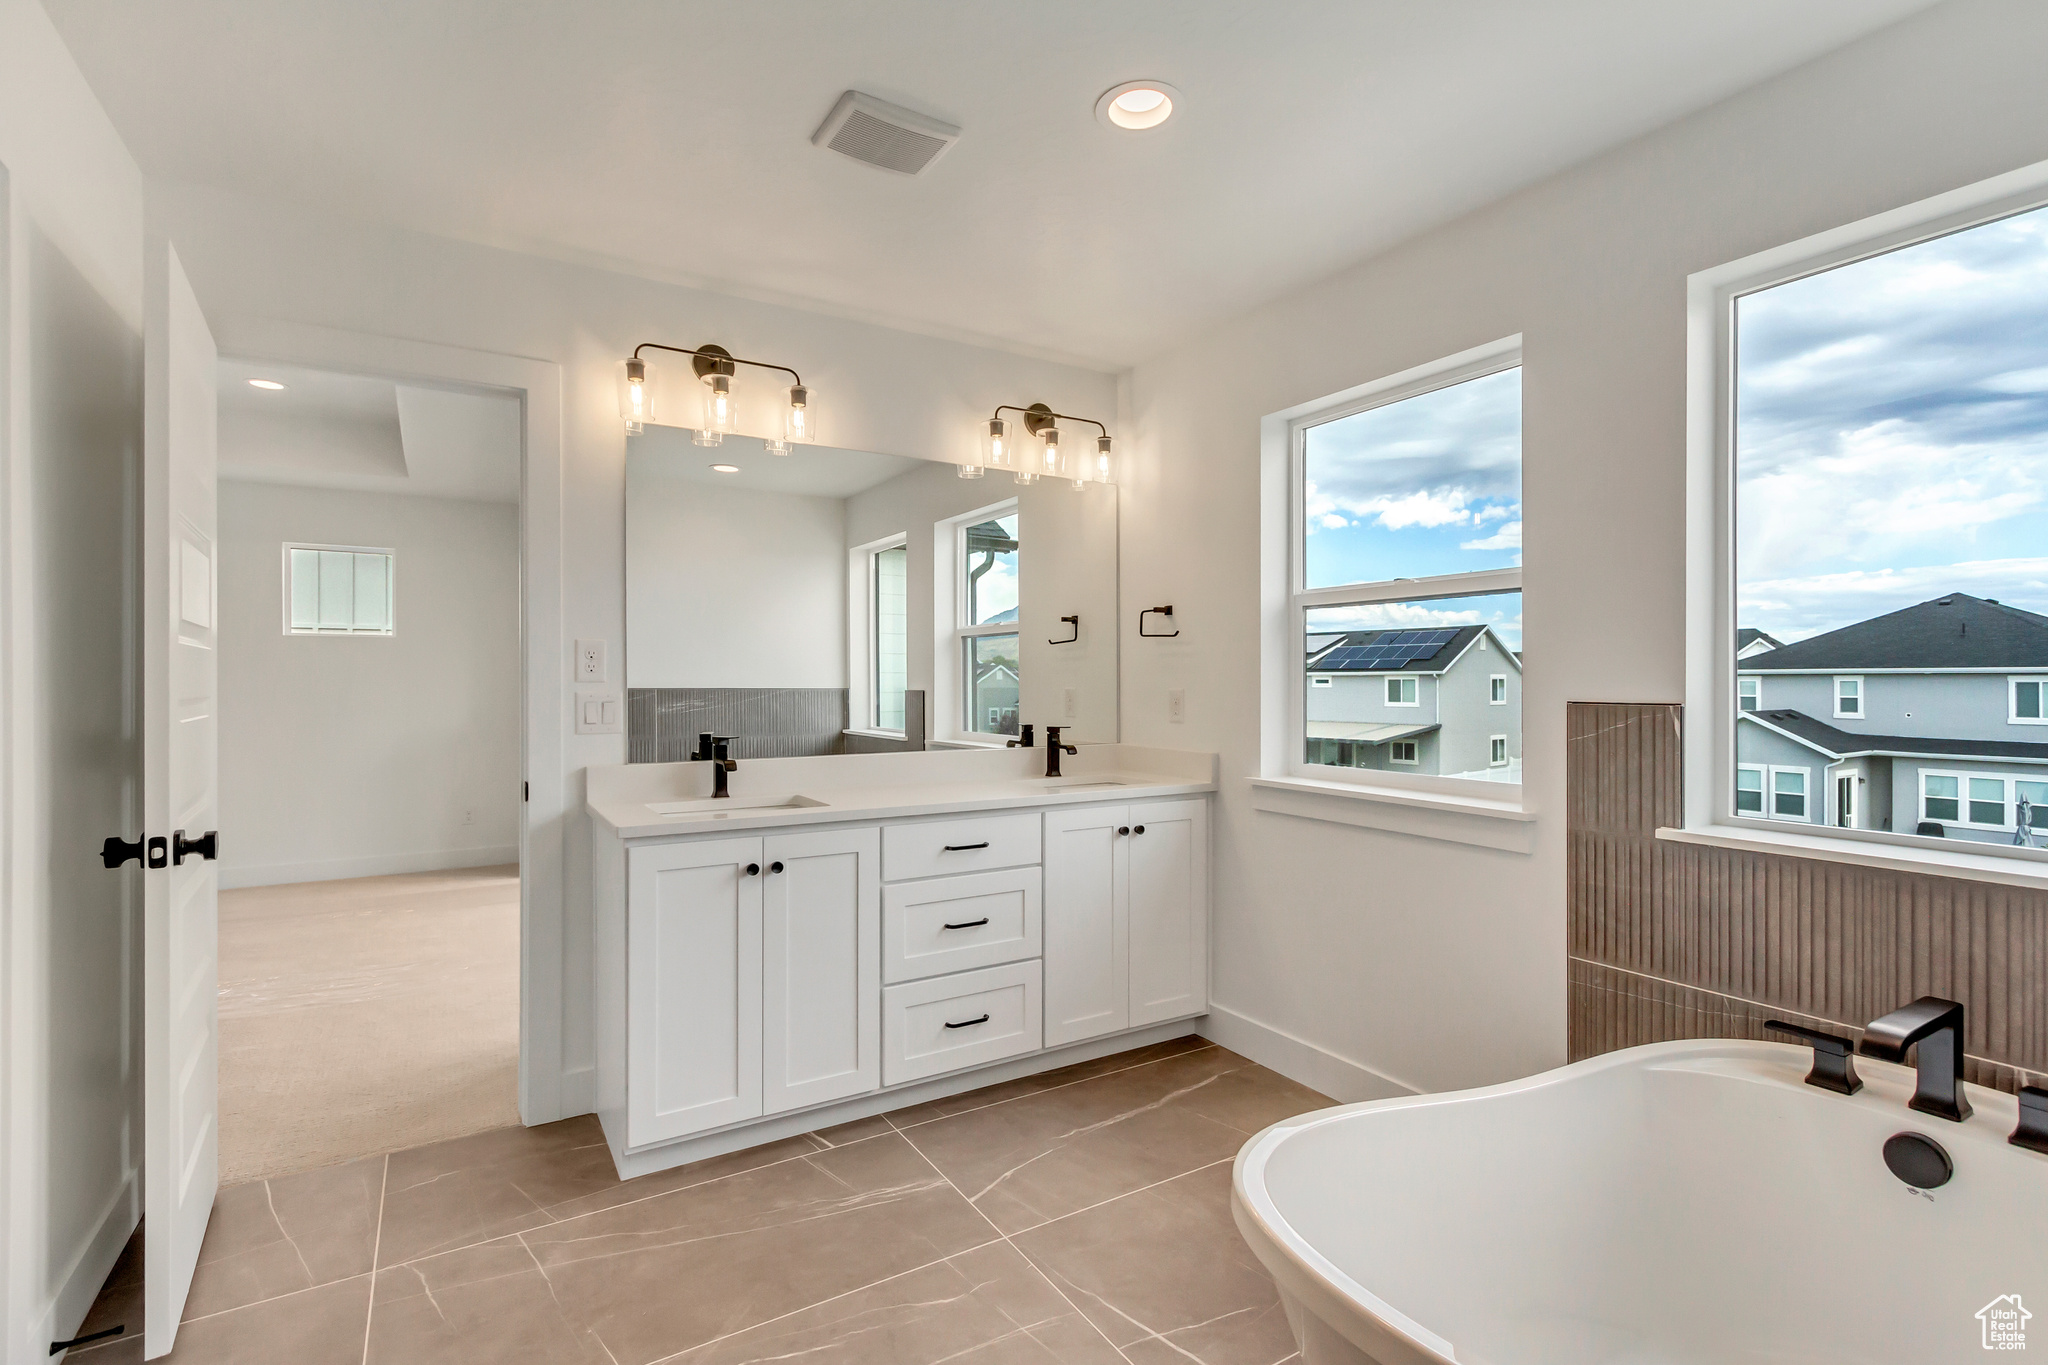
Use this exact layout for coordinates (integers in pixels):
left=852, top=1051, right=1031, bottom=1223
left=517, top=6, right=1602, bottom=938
left=966, top=402, right=1115, bottom=491
left=621, top=342, right=816, bottom=452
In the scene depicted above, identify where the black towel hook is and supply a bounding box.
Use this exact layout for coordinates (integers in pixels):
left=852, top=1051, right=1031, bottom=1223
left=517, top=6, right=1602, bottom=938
left=1049, top=615, right=1079, bottom=645
left=1139, top=605, right=1179, bottom=638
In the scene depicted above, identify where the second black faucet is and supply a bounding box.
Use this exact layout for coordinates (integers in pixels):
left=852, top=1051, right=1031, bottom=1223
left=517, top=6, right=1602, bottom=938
left=1043, top=725, right=1078, bottom=778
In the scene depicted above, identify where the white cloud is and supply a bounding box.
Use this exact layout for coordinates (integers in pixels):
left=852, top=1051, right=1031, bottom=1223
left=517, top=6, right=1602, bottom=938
left=1738, top=557, right=2048, bottom=640
left=1460, top=520, right=1521, bottom=552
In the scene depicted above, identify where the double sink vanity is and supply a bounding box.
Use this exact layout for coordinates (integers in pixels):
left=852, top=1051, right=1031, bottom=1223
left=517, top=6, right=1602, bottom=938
left=588, top=744, right=1215, bottom=1177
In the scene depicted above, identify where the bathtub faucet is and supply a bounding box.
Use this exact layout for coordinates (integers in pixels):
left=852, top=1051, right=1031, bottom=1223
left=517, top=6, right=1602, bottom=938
left=1858, top=996, right=1971, bottom=1122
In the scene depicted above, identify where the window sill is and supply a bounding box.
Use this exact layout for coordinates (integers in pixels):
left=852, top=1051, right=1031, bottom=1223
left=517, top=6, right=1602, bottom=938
left=1656, top=823, right=2048, bottom=891
left=1248, top=776, right=1535, bottom=854
left=842, top=727, right=908, bottom=741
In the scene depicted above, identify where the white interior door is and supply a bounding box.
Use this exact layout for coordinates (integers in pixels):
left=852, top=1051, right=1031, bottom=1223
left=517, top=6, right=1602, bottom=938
left=142, top=239, right=221, bottom=1358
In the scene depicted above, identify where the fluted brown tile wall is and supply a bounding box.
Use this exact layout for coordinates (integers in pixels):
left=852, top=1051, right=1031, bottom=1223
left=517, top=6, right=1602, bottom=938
left=1566, top=701, right=2048, bottom=1092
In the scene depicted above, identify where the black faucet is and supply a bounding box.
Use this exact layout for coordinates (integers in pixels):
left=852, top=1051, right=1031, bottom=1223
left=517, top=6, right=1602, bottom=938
left=1859, top=996, right=1971, bottom=1122
left=1043, top=725, right=1077, bottom=778
left=1764, top=1019, right=1862, bottom=1094
left=693, top=732, right=738, bottom=799
left=1006, top=724, right=1036, bottom=749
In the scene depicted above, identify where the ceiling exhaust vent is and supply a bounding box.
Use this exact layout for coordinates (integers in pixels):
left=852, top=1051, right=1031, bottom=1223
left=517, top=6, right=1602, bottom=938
left=812, top=91, right=960, bottom=176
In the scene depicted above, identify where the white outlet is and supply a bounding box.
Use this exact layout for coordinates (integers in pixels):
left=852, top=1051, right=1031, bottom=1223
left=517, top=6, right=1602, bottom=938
left=575, top=638, right=607, bottom=682
left=1064, top=687, right=1078, bottom=718
left=462, top=808, right=474, bottom=825
left=1169, top=688, right=1185, bottom=723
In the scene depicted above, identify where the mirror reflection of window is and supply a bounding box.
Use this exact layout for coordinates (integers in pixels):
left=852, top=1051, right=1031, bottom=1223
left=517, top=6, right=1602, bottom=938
left=872, top=543, right=907, bottom=730
left=960, top=511, right=1020, bottom=736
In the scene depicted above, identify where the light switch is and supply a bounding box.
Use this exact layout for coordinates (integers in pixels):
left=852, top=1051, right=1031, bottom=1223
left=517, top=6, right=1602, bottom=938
left=574, top=690, right=624, bottom=735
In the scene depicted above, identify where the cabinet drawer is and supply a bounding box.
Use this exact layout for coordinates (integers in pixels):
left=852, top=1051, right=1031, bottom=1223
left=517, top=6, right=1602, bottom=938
left=882, top=961, right=1042, bottom=1086
left=883, top=812, right=1040, bottom=881
left=884, top=868, right=1041, bottom=984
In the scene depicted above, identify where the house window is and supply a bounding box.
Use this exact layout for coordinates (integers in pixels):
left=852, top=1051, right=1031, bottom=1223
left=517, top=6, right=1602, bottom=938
left=2014, top=678, right=2047, bottom=724
left=870, top=540, right=908, bottom=730
left=1310, top=675, right=1333, bottom=688
left=958, top=509, right=1020, bottom=737
left=1489, top=735, right=1508, bottom=766
left=1287, top=339, right=1522, bottom=790
left=1771, top=768, right=1809, bottom=821
left=1693, top=173, right=2048, bottom=868
left=1920, top=772, right=2048, bottom=836
left=284, top=544, right=393, bottom=635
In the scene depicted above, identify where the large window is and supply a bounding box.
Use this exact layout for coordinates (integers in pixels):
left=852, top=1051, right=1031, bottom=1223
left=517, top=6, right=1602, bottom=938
left=958, top=509, right=1020, bottom=737
left=869, top=540, right=907, bottom=730
left=284, top=544, right=393, bottom=636
left=1723, top=196, right=2048, bottom=855
left=1289, top=343, right=1523, bottom=788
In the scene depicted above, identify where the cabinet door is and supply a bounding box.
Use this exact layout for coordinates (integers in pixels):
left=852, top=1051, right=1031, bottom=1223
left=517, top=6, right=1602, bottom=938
left=1127, top=798, right=1209, bottom=1027
left=627, top=837, right=764, bottom=1146
left=762, top=826, right=881, bottom=1114
left=1041, top=804, right=1128, bottom=1047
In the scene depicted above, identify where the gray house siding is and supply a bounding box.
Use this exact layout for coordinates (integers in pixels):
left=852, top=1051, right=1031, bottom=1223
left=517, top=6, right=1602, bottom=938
left=1741, top=671, right=2030, bottom=744
left=1733, top=720, right=1827, bottom=825
left=1888, top=756, right=2048, bottom=847
left=1306, top=629, right=1520, bottom=777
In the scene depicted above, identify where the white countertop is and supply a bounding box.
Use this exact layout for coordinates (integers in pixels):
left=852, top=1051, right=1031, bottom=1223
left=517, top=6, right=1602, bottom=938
left=586, top=744, right=1217, bottom=840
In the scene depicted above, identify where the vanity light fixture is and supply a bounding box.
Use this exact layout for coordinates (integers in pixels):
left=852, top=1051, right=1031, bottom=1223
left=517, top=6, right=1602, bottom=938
left=621, top=342, right=817, bottom=452
left=1095, top=80, right=1180, bottom=132
left=972, top=403, right=1114, bottom=490
left=247, top=378, right=287, bottom=390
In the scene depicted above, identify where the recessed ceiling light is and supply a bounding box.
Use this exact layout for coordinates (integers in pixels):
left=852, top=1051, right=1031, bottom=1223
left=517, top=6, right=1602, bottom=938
left=1096, top=80, right=1179, bottom=131
left=709, top=464, right=740, bottom=474
left=247, top=378, right=287, bottom=390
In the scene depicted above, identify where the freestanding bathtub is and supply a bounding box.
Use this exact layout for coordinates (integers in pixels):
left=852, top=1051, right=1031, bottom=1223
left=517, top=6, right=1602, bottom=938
left=1232, top=1039, right=2046, bottom=1365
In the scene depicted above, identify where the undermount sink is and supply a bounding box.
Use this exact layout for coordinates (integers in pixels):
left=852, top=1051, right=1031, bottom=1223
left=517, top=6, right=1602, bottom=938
left=645, top=795, right=828, bottom=818
left=1036, top=777, right=1133, bottom=790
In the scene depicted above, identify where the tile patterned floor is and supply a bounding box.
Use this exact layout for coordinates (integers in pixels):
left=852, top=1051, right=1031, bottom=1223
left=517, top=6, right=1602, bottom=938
left=72, top=1037, right=1329, bottom=1365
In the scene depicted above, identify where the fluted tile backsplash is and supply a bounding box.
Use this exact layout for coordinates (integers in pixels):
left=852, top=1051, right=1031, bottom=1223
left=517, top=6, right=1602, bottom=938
left=628, top=688, right=849, bottom=763
left=1566, top=701, right=2047, bottom=1092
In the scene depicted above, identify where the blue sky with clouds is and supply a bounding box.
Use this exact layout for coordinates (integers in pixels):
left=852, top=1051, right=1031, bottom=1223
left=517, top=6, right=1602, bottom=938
left=1307, top=592, right=1522, bottom=652
left=1736, top=205, right=2048, bottom=641
left=1302, top=367, right=1522, bottom=588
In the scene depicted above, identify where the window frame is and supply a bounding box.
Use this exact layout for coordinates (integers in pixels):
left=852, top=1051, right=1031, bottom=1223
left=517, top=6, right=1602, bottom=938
left=2011, top=676, right=2048, bottom=726
left=282, top=542, right=396, bottom=637
left=1737, top=676, right=1759, bottom=712
left=1489, top=674, right=1508, bottom=705
left=1279, top=335, right=1524, bottom=798
left=847, top=532, right=908, bottom=736
left=951, top=501, right=1021, bottom=740
left=1769, top=766, right=1811, bottom=822
left=1680, top=166, right=2048, bottom=873
left=1384, top=675, right=1420, bottom=707
left=1918, top=768, right=2048, bottom=833
left=1832, top=676, right=1863, bottom=720
left=1389, top=740, right=1419, bottom=765
left=1489, top=735, right=1509, bottom=767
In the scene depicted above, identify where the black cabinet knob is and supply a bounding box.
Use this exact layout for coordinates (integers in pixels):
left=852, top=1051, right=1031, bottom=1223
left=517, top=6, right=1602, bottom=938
left=1133, top=825, right=1145, bottom=835
left=1116, top=826, right=1130, bottom=836
left=770, top=861, right=784, bottom=874
left=746, top=863, right=761, bottom=876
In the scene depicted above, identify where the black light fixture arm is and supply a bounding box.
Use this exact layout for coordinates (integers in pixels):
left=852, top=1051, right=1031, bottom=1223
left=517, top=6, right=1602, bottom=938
left=992, top=404, right=1109, bottom=439
left=632, top=342, right=802, bottom=388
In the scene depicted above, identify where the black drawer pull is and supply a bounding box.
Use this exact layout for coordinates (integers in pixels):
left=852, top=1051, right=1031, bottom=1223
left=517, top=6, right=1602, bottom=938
left=942, top=841, right=990, bottom=852
left=943, top=1013, right=991, bottom=1030
left=941, top=917, right=991, bottom=931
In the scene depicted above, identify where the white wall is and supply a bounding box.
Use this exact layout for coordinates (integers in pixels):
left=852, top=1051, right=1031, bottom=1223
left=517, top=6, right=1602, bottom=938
left=218, top=481, right=519, bottom=887
left=148, top=179, right=1120, bottom=1111
left=625, top=457, right=847, bottom=690
left=1122, top=0, right=2048, bottom=1098
left=0, top=0, right=145, bottom=1357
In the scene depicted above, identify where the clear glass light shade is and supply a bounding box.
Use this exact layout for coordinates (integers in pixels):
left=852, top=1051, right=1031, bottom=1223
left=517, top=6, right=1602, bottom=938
left=619, top=359, right=651, bottom=434
left=1093, top=435, right=1115, bottom=486
left=981, top=418, right=1015, bottom=473
left=956, top=461, right=985, bottom=479
left=1024, top=426, right=1060, bottom=484
left=694, top=373, right=737, bottom=447
left=784, top=385, right=817, bottom=446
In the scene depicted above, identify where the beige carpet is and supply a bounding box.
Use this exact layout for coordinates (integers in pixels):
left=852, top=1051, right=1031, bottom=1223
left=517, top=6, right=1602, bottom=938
left=218, top=864, right=521, bottom=1185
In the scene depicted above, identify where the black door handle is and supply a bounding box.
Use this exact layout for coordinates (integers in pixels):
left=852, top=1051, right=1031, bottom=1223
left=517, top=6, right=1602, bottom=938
left=941, top=917, right=990, bottom=931
left=943, top=1014, right=991, bottom=1030
left=942, top=841, right=990, bottom=852
left=173, top=829, right=219, bottom=865
left=101, top=835, right=143, bottom=869
left=769, top=861, right=784, bottom=874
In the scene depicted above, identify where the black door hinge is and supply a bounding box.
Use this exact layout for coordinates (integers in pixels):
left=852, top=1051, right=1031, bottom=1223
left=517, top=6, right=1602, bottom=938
left=523, top=781, right=529, bottom=802
left=100, top=836, right=167, bottom=869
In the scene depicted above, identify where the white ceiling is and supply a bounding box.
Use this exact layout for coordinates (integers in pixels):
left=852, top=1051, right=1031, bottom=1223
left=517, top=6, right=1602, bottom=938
left=629, top=428, right=925, bottom=499
left=51, top=1, right=1937, bottom=366
left=219, top=358, right=520, bottom=502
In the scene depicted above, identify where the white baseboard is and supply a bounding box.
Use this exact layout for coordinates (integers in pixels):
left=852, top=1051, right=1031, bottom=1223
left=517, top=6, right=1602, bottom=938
left=42, top=1168, right=138, bottom=1359
left=558, top=1064, right=596, bottom=1119
left=1198, top=1003, right=1419, bottom=1104
left=219, top=844, right=519, bottom=890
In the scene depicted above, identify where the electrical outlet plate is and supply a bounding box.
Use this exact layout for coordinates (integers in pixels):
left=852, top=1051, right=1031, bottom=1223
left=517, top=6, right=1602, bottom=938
left=575, top=638, right=607, bottom=683
left=574, top=690, right=623, bottom=735
left=1169, top=688, right=1185, bottom=723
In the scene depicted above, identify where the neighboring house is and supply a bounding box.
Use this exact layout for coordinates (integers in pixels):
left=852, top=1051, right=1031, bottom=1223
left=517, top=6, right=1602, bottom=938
left=973, top=660, right=1019, bottom=733
left=1737, top=627, right=1783, bottom=659
left=1306, top=625, right=1522, bottom=779
left=1736, top=593, right=2048, bottom=845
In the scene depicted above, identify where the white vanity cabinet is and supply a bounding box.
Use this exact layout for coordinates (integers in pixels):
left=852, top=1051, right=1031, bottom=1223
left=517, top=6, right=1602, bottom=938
left=624, top=826, right=879, bottom=1147
left=1043, top=798, right=1210, bottom=1046
left=592, top=758, right=1213, bottom=1177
